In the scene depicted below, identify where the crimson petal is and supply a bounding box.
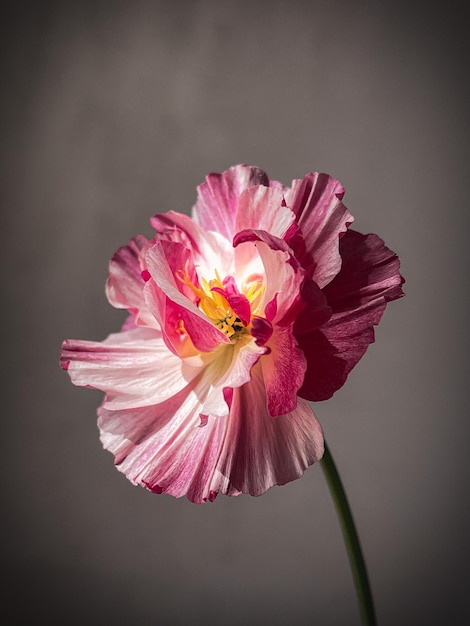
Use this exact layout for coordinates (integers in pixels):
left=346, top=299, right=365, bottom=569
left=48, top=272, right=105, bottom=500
left=297, top=230, right=404, bottom=401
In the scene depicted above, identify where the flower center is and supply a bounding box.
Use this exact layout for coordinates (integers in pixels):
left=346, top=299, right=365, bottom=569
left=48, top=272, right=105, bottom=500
left=177, top=265, right=265, bottom=341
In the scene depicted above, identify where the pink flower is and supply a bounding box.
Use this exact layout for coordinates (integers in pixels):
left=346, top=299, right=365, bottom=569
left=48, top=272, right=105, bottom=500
left=61, top=165, right=404, bottom=503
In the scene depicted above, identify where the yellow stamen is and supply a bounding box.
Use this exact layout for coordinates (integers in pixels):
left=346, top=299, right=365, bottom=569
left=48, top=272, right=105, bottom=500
left=177, top=266, right=265, bottom=341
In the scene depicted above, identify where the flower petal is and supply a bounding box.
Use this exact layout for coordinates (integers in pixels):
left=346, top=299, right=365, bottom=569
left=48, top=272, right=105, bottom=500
left=105, top=235, right=157, bottom=327
left=297, top=230, right=405, bottom=401
left=234, top=234, right=304, bottom=324
left=144, top=240, right=230, bottom=354
left=213, top=364, right=324, bottom=496
left=233, top=186, right=295, bottom=272
left=61, top=327, right=202, bottom=409
left=151, top=211, right=234, bottom=279
left=292, top=278, right=332, bottom=335
left=251, top=316, right=273, bottom=345
left=98, top=383, right=218, bottom=501
left=199, top=334, right=266, bottom=417
left=260, top=325, right=307, bottom=416
left=210, top=285, right=251, bottom=326
left=285, top=173, right=353, bottom=287
left=192, top=164, right=271, bottom=241
left=235, top=185, right=295, bottom=238
left=98, top=362, right=324, bottom=502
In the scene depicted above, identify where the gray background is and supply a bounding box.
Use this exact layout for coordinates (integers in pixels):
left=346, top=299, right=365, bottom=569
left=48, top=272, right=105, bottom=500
left=2, top=1, right=469, bottom=624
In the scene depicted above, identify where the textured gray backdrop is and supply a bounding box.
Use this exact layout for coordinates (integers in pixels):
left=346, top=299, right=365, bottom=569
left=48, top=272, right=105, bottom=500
left=2, top=1, right=469, bottom=625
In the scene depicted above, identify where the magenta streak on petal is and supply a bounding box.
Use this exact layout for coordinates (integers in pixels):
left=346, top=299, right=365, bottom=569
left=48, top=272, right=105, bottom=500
left=141, top=269, right=151, bottom=282
left=260, top=325, right=307, bottom=416
left=283, top=220, right=315, bottom=276
left=211, top=275, right=251, bottom=325
left=223, top=387, right=233, bottom=409
left=105, top=235, right=157, bottom=329
left=264, top=294, right=277, bottom=322
left=121, top=315, right=138, bottom=331
left=221, top=275, right=239, bottom=295
left=142, top=482, right=163, bottom=494
left=251, top=316, right=273, bottom=346
left=211, top=287, right=251, bottom=326
left=234, top=228, right=293, bottom=255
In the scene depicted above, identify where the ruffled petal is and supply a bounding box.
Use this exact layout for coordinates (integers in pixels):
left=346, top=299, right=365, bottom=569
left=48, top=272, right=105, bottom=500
left=212, top=364, right=324, bottom=497
left=105, top=235, right=157, bottom=328
left=234, top=234, right=304, bottom=324
left=150, top=211, right=234, bottom=279
left=98, top=361, right=323, bottom=503
left=232, top=186, right=297, bottom=273
left=97, top=335, right=265, bottom=503
left=98, top=381, right=222, bottom=502
left=285, top=173, right=353, bottom=287
left=235, top=185, right=295, bottom=239
left=324, top=230, right=405, bottom=306
left=192, top=164, right=270, bottom=241
left=61, top=327, right=202, bottom=409
left=297, top=230, right=405, bottom=401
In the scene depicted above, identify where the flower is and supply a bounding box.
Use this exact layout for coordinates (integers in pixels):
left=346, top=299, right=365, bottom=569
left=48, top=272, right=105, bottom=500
left=61, top=164, right=404, bottom=503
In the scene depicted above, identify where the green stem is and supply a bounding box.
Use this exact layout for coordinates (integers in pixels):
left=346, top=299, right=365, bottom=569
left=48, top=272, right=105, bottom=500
left=320, top=441, right=377, bottom=626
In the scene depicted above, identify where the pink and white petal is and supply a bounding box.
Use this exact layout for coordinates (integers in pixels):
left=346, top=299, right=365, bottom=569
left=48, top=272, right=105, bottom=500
left=260, top=325, right=307, bottom=416
left=195, top=230, right=235, bottom=280
left=61, top=327, right=202, bottom=409
left=105, top=235, right=157, bottom=328
left=285, top=173, right=353, bottom=287
left=231, top=187, right=295, bottom=272
left=247, top=237, right=305, bottom=325
left=199, top=335, right=266, bottom=417
left=144, top=241, right=230, bottom=353
left=235, top=185, right=295, bottom=239
left=297, top=230, right=405, bottom=401
left=98, top=357, right=323, bottom=502
left=99, top=380, right=229, bottom=503
left=211, top=364, right=324, bottom=497
left=97, top=374, right=200, bottom=459
left=192, top=164, right=271, bottom=242
left=150, top=211, right=234, bottom=278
